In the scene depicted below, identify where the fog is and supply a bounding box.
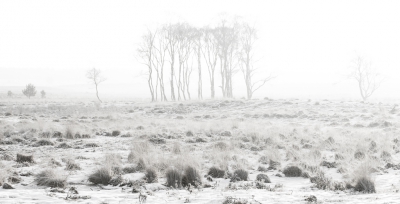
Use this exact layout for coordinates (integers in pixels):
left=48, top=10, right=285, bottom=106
left=1, top=0, right=400, bottom=101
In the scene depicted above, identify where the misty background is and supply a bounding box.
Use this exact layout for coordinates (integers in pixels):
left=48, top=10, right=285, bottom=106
left=1, top=0, right=400, bottom=101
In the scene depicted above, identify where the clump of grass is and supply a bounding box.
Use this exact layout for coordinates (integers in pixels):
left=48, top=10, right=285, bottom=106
left=258, top=156, right=269, bottom=164
left=256, top=174, right=271, bottom=183
left=380, top=151, right=391, bottom=162
left=136, top=158, right=146, bottom=172
left=65, top=126, right=75, bottom=139
left=122, top=166, right=136, bottom=174
left=230, top=169, right=248, bottom=182
left=283, top=166, right=302, bottom=177
left=16, top=154, right=34, bottom=163
left=214, top=141, right=229, bottom=151
left=208, top=166, right=225, bottom=178
left=88, top=167, right=112, bottom=185
left=35, top=169, right=67, bottom=188
left=182, top=166, right=201, bottom=187
left=354, top=177, right=375, bottom=193
left=354, top=150, right=365, bottom=160
left=310, top=171, right=332, bottom=190
left=84, top=143, right=99, bottom=148
left=257, top=166, right=268, bottom=172
left=127, top=141, right=152, bottom=163
left=36, top=139, right=54, bottom=146
left=65, top=160, right=81, bottom=171
left=166, top=168, right=182, bottom=188
left=112, top=130, right=121, bottom=136
left=172, top=141, right=181, bottom=154
left=57, top=142, right=71, bottom=149
left=145, top=168, right=157, bottom=183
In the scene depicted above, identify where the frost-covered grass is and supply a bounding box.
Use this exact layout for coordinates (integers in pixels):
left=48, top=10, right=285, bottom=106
left=0, top=99, right=399, bottom=203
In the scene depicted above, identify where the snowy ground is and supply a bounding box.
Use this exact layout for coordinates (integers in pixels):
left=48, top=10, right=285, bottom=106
left=1, top=98, right=400, bottom=203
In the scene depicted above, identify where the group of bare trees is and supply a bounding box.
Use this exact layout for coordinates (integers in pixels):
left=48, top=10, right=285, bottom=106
left=137, top=19, right=273, bottom=102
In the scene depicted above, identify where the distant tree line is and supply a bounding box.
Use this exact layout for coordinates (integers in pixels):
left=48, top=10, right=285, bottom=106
left=137, top=17, right=274, bottom=102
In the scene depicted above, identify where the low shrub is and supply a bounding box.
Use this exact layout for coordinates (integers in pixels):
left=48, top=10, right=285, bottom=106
left=112, top=130, right=121, bottom=136
left=354, top=176, right=375, bottom=193
left=310, top=171, right=332, bottom=190
left=145, top=168, right=158, bottom=183
left=122, top=166, right=136, bottom=174
left=57, top=142, right=71, bottom=149
left=256, top=174, right=271, bottom=183
left=231, top=169, right=248, bottom=182
left=283, top=166, right=302, bottom=177
left=182, top=166, right=201, bottom=187
left=208, top=166, right=225, bottom=178
left=16, top=154, right=34, bottom=163
left=88, top=168, right=112, bottom=185
left=36, top=139, right=54, bottom=146
left=84, top=143, right=99, bottom=148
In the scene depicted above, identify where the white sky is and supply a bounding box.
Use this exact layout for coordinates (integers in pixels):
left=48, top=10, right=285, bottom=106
left=1, top=0, right=400, bottom=100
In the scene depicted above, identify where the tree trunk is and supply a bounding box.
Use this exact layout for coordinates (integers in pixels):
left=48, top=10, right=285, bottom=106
left=197, top=47, right=202, bottom=99
left=95, top=83, right=103, bottom=103
left=170, top=55, right=176, bottom=101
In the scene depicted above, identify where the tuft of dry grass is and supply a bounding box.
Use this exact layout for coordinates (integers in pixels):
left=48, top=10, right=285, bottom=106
left=166, top=168, right=182, bottom=188
left=16, top=154, right=34, bottom=163
left=88, top=167, right=112, bottom=185
left=35, top=169, right=67, bottom=188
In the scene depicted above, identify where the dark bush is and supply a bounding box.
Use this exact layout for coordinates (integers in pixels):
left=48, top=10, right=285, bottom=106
left=36, top=139, right=54, bottom=146
left=320, top=161, right=337, bottom=168
left=283, top=166, right=302, bottom=177
left=16, top=154, right=34, bottom=163
left=57, top=142, right=71, bottom=149
left=136, top=158, right=146, bottom=172
left=2, top=183, right=14, bottom=189
left=268, top=160, right=280, bottom=170
left=354, top=177, right=375, bottom=193
left=88, top=168, right=112, bottom=185
left=166, top=168, right=182, bottom=188
left=123, top=166, right=136, bottom=174
left=112, top=130, right=121, bottom=136
left=231, top=169, right=248, bottom=182
left=208, top=167, right=225, bottom=178
left=354, top=150, right=365, bottom=160
left=109, top=175, right=123, bottom=186
left=257, top=166, right=268, bottom=172
left=182, top=166, right=201, bottom=187
left=84, top=143, right=99, bottom=148
left=145, top=168, right=157, bottom=183
left=256, top=174, right=271, bottom=183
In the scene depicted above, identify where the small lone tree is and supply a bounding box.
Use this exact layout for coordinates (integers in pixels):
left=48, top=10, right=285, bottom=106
left=22, top=84, right=37, bottom=98
left=7, top=91, right=13, bottom=97
left=349, top=56, right=383, bottom=102
left=86, top=68, right=106, bottom=103
left=41, top=90, right=46, bottom=98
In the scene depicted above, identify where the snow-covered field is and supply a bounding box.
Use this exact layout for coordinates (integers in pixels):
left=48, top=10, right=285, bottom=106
left=1, top=98, right=400, bottom=203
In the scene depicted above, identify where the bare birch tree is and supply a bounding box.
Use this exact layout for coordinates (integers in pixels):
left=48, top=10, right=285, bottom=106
left=215, top=19, right=240, bottom=98
left=152, top=31, right=168, bottom=101
left=193, top=28, right=203, bottom=99
left=350, top=56, right=383, bottom=102
left=238, top=23, right=274, bottom=99
left=86, top=68, right=106, bottom=103
left=137, top=30, right=157, bottom=102
left=163, top=24, right=179, bottom=101
left=202, top=27, right=219, bottom=98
